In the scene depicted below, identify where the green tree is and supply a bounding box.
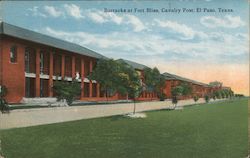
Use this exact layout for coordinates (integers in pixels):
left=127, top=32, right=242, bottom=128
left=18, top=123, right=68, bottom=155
left=209, top=81, right=223, bottom=87
left=229, top=90, right=234, bottom=99
left=225, top=89, right=230, bottom=98
left=53, top=79, right=81, bottom=105
left=143, top=67, right=166, bottom=100
left=214, top=91, right=221, bottom=99
left=155, top=75, right=166, bottom=101
left=117, top=61, right=142, bottom=114
left=127, top=74, right=142, bottom=114
left=221, top=90, right=225, bottom=98
left=171, top=86, right=183, bottom=109
left=171, top=86, right=184, bottom=96
left=91, top=59, right=143, bottom=114
left=180, top=82, right=193, bottom=96
left=143, top=67, right=154, bottom=92
left=90, top=59, right=120, bottom=101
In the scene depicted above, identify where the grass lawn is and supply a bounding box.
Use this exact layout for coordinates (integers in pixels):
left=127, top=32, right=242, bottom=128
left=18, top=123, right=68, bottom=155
left=0, top=99, right=248, bottom=158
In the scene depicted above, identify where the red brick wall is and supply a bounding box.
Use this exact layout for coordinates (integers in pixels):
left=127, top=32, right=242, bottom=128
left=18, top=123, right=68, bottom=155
left=42, top=51, right=50, bottom=75
left=0, top=37, right=3, bottom=86
left=2, top=37, right=25, bottom=103
left=165, top=80, right=172, bottom=98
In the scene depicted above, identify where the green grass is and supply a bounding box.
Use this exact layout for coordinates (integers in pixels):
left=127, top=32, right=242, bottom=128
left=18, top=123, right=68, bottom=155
left=0, top=99, right=248, bottom=158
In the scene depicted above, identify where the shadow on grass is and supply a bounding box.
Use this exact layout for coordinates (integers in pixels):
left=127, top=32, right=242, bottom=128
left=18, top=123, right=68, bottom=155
left=108, top=115, right=127, bottom=121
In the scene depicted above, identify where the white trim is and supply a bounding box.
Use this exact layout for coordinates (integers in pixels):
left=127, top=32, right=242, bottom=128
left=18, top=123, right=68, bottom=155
left=40, top=74, right=49, bottom=79
left=49, top=76, right=97, bottom=83
left=53, top=76, right=62, bottom=80
left=25, top=72, right=36, bottom=78
left=64, top=77, right=72, bottom=81
left=84, top=78, right=90, bottom=83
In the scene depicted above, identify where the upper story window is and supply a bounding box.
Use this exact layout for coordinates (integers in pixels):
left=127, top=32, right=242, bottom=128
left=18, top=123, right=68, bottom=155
left=10, top=46, right=17, bottom=63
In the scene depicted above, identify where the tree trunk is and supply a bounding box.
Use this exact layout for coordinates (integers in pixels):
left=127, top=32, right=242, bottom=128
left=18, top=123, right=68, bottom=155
left=173, top=103, right=177, bottom=109
left=105, top=89, right=109, bottom=103
left=133, top=99, right=136, bottom=114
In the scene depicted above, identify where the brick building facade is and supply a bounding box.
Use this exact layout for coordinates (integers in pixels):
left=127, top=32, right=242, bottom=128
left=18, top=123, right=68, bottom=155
left=0, top=22, right=225, bottom=104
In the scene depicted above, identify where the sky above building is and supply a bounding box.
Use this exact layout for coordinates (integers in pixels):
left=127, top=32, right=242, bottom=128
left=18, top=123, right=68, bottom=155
left=1, top=0, right=249, bottom=95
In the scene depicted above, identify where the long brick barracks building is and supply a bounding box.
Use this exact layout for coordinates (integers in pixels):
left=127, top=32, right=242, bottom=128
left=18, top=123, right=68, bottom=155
left=0, top=22, right=225, bottom=104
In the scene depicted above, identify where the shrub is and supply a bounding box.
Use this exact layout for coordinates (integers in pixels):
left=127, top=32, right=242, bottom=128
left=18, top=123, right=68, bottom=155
left=193, top=95, right=199, bottom=103
left=212, top=93, right=216, bottom=100
left=204, top=95, right=210, bottom=103
left=221, top=91, right=225, bottom=98
left=214, top=91, right=221, bottom=99
left=235, top=94, right=244, bottom=99
left=0, top=85, right=9, bottom=113
left=0, top=99, right=9, bottom=113
left=158, top=93, right=166, bottom=101
left=53, top=79, right=81, bottom=105
left=0, top=85, right=7, bottom=97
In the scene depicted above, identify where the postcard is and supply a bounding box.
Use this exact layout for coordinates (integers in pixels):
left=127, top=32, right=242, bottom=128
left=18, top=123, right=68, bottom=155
left=0, top=0, right=249, bottom=158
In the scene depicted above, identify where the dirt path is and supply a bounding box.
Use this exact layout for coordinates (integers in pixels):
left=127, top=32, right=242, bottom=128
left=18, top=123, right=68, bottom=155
left=0, top=98, right=223, bottom=129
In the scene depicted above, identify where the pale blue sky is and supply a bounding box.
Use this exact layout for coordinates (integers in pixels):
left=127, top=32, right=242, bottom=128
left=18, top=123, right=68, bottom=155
left=1, top=0, right=249, bottom=71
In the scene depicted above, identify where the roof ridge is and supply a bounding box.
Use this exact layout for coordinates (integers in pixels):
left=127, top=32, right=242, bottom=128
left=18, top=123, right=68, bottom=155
left=163, top=72, right=209, bottom=86
left=117, top=58, right=149, bottom=70
left=0, top=21, right=107, bottom=59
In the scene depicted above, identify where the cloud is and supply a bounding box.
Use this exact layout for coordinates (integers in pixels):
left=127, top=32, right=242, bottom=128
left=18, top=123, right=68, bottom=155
left=86, top=10, right=122, bottom=24
left=125, top=15, right=146, bottom=32
left=26, top=5, right=145, bottom=32
left=43, top=27, right=248, bottom=64
left=154, top=19, right=207, bottom=40
left=86, top=10, right=146, bottom=32
left=27, top=4, right=84, bottom=19
left=44, top=6, right=63, bottom=18
left=200, top=15, right=245, bottom=28
left=27, top=6, right=47, bottom=18
left=64, top=4, right=84, bottom=19
left=87, top=11, right=106, bottom=23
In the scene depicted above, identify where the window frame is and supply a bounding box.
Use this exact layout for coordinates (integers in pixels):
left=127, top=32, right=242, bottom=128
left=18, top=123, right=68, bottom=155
left=10, top=45, right=17, bottom=63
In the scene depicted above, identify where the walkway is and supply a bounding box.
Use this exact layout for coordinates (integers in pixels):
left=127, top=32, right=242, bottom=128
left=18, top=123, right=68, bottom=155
left=0, top=99, right=218, bottom=129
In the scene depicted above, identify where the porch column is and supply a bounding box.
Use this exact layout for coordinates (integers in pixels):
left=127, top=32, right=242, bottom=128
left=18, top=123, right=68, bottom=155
left=35, top=49, right=40, bottom=97
left=89, top=60, right=93, bottom=97
left=61, top=54, right=65, bottom=79
left=48, top=52, right=53, bottom=97
left=97, top=83, right=100, bottom=98
left=72, top=56, right=76, bottom=79
left=80, top=58, right=85, bottom=99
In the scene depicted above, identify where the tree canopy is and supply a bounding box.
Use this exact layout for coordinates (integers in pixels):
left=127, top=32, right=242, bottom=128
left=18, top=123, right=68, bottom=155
left=180, top=82, right=192, bottom=96
left=53, top=79, right=81, bottom=105
left=209, top=81, right=223, bottom=87
left=89, top=59, right=120, bottom=98
left=143, top=67, right=166, bottom=97
left=171, top=82, right=192, bottom=97
left=90, top=59, right=142, bottom=102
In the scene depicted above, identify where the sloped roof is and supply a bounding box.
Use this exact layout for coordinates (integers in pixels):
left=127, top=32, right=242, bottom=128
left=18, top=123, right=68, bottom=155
left=0, top=22, right=106, bottom=59
left=163, top=72, right=209, bottom=86
left=116, top=59, right=149, bottom=70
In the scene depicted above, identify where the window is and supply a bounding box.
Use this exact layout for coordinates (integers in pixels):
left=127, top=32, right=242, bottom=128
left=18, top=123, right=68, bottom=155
left=40, top=52, right=44, bottom=73
left=25, top=50, right=30, bottom=72
left=10, top=46, right=17, bottom=63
